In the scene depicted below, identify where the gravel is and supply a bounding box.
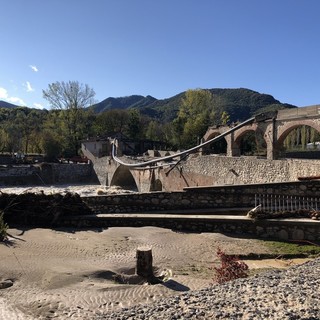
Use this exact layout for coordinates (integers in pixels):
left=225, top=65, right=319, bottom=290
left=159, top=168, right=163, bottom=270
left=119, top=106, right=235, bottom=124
left=98, top=258, right=320, bottom=319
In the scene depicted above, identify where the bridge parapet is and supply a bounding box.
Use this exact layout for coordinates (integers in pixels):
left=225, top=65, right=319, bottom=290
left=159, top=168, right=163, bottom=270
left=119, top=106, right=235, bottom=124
left=277, top=105, right=320, bottom=120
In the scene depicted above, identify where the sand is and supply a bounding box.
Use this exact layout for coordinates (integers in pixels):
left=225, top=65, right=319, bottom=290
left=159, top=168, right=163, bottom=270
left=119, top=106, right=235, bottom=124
left=0, top=225, right=312, bottom=320
left=0, top=185, right=314, bottom=319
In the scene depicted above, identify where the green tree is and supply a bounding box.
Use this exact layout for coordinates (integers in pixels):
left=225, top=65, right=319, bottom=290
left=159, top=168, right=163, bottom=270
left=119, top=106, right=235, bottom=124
left=41, top=131, right=63, bottom=161
left=41, top=110, right=66, bottom=158
left=145, top=120, right=166, bottom=141
left=126, top=109, right=142, bottom=140
left=175, top=89, right=215, bottom=148
left=94, top=109, right=129, bottom=136
left=220, top=111, right=230, bottom=125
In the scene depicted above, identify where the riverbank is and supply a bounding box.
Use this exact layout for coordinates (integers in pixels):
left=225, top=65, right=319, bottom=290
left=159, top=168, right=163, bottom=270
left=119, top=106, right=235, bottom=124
left=0, top=226, right=317, bottom=319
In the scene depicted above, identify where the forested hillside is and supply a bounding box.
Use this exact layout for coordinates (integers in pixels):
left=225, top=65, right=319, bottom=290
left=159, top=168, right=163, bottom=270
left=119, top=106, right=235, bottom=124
left=91, top=88, right=296, bottom=122
left=0, top=87, right=298, bottom=159
left=92, top=95, right=157, bottom=113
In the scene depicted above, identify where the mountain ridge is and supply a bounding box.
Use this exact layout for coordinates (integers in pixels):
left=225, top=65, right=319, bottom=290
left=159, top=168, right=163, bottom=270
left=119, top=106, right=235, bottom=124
left=0, top=100, right=22, bottom=109
left=1, top=88, right=298, bottom=123
left=90, top=88, right=297, bottom=122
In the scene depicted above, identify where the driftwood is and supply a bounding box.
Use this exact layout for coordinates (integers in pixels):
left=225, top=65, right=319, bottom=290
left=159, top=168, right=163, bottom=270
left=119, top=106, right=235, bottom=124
left=247, top=205, right=320, bottom=220
left=298, top=176, right=320, bottom=181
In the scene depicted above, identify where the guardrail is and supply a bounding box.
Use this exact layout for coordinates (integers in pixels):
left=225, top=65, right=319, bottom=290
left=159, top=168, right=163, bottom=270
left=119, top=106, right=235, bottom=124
left=255, top=194, right=320, bottom=213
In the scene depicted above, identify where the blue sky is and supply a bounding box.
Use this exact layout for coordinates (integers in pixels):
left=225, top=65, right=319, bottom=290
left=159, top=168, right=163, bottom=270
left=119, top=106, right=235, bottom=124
left=1, top=0, right=319, bottom=109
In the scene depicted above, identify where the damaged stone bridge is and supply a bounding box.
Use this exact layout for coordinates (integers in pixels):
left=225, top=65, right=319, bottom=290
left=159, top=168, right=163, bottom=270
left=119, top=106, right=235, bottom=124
left=92, top=105, right=320, bottom=193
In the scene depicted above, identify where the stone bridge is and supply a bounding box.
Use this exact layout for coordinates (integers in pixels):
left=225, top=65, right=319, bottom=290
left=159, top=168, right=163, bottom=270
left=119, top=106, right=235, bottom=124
left=93, top=105, right=320, bottom=192
left=202, top=104, right=320, bottom=160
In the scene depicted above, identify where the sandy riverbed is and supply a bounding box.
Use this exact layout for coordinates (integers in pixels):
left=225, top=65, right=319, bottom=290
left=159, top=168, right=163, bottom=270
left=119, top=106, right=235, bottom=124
left=0, top=226, right=312, bottom=320
left=0, top=185, right=314, bottom=319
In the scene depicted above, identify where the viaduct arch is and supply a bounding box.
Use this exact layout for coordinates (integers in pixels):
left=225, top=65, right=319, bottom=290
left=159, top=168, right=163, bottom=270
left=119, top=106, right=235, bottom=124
left=202, top=105, right=320, bottom=160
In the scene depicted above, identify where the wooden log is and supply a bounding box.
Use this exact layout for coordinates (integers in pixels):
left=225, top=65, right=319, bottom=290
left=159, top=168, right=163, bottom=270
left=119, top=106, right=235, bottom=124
left=136, top=247, right=153, bottom=278
left=298, top=176, right=320, bottom=181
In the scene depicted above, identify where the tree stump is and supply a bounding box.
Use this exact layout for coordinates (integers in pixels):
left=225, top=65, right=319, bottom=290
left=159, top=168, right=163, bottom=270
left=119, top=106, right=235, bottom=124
left=136, top=247, right=153, bottom=278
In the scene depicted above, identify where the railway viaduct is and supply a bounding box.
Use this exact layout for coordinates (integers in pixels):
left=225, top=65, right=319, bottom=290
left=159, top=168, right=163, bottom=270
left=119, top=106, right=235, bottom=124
left=92, top=105, right=320, bottom=192
left=202, top=105, right=320, bottom=160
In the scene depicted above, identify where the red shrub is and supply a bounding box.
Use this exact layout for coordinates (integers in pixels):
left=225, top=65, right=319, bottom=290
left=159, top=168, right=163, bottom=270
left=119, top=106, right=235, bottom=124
left=213, top=248, right=249, bottom=284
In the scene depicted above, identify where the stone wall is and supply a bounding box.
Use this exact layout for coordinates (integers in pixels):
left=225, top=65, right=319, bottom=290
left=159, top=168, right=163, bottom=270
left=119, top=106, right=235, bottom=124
left=82, top=180, right=320, bottom=214
left=50, top=163, right=98, bottom=184
left=0, top=165, right=41, bottom=185
left=100, top=155, right=320, bottom=192
left=0, top=163, right=98, bottom=186
left=93, top=156, right=119, bottom=186
left=2, top=180, right=320, bottom=241
left=61, top=214, right=320, bottom=242
left=75, top=180, right=320, bottom=241
left=181, top=155, right=320, bottom=186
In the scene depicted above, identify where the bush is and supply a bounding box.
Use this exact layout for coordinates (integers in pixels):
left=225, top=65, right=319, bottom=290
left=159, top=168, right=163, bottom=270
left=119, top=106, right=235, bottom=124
left=213, top=248, right=249, bottom=284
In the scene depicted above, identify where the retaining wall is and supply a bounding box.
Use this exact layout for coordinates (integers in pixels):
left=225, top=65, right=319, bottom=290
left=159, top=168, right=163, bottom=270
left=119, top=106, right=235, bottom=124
left=61, top=214, right=320, bottom=242
left=0, top=163, right=99, bottom=186
left=2, top=180, right=320, bottom=241
left=82, top=180, right=320, bottom=214
left=182, top=155, right=320, bottom=186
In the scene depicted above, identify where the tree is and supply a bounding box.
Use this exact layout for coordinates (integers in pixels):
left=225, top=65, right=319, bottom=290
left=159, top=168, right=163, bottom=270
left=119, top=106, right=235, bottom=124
left=43, top=81, right=95, bottom=110
left=220, top=111, right=230, bottom=125
left=41, top=131, right=63, bottom=161
left=126, top=109, right=142, bottom=140
left=175, top=89, right=215, bottom=148
left=94, top=109, right=129, bottom=136
left=145, top=120, right=164, bottom=141
left=43, top=81, right=96, bottom=156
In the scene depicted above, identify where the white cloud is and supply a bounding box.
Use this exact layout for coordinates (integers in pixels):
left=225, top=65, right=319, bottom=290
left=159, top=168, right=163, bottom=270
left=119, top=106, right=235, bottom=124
left=29, top=65, right=38, bottom=72
left=8, top=96, right=26, bottom=105
left=0, top=87, right=7, bottom=99
left=0, top=87, right=26, bottom=106
left=33, top=103, right=43, bottom=109
left=24, top=81, right=34, bottom=92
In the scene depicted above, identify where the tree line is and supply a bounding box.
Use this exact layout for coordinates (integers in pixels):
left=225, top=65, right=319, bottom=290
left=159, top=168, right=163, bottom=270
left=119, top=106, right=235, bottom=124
left=0, top=81, right=318, bottom=160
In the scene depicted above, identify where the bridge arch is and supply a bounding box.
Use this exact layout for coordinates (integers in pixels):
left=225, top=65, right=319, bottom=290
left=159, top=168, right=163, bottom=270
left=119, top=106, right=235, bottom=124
left=202, top=127, right=230, bottom=155
left=202, top=130, right=228, bottom=155
left=275, top=120, right=320, bottom=158
left=110, top=165, right=139, bottom=191
left=233, top=126, right=268, bottom=157
left=276, top=119, right=320, bottom=146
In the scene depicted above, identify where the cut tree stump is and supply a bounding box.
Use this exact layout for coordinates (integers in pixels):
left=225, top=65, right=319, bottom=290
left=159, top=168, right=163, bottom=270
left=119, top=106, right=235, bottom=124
left=136, top=247, right=153, bottom=278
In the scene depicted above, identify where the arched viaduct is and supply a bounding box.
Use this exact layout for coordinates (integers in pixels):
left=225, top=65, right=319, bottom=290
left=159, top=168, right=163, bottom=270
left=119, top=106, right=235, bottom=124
left=202, top=105, right=320, bottom=160
left=95, top=105, right=320, bottom=192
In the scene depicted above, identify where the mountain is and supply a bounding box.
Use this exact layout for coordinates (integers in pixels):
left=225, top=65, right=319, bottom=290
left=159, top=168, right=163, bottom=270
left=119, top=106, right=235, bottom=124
left=91, top=95, right=157, bottom=113
left=91, top=88, right=297, bottom=123
left=0, top=100, right=21, bottom=109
